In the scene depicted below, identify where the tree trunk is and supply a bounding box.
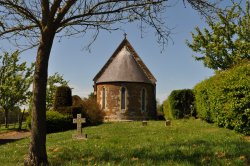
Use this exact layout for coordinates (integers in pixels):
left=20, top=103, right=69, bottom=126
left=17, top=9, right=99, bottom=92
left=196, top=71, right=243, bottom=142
left=4, top=110, right=8, bottom=128
left=24, top=30, right=55, bottom=166
left=18, top=109, right=25, bottom=131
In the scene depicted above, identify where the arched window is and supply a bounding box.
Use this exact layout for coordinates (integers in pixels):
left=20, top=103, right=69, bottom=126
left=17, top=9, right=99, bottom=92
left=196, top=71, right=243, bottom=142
left=102, top=87, right=106, bottom=109
left=121, top=87, right=126, bottom=110
left=141, top=88, right=146, bottom=112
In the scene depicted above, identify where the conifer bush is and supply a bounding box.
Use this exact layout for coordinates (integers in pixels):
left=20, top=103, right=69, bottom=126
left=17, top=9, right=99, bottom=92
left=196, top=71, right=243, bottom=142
left=53, top=86, right=72, bottom=110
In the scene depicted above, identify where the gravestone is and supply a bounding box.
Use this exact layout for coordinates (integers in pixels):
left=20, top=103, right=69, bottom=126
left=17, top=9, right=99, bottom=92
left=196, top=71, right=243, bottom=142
left=142, top=120, right=148, bottom=126
left=165, top=120, right=171, bottom=126
left=72, top=114, right=86, bottom=139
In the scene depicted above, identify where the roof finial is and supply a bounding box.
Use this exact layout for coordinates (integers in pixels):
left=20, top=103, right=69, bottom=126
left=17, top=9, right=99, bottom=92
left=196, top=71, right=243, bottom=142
left=124, top=32, right=127, bottom=39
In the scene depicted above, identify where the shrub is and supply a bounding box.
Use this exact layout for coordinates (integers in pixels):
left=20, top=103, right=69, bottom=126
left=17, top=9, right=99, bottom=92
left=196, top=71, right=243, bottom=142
left=194, top=62, right=250, bottom=135
left=163, top=89, right=195, bottom=119
left=72, top=95, right=84, bottom=107
left=72, top=95, right=105, bottom=125
left=46, top=111, right=74, bottom=133
left=193, top=78, right=216, bottom=123
left=82, top=98, right=105, bottom=125
left=56, top=106, right=82, bottom=118
left=54, top=86, right=72, bottom=110
left=163, top=99, right=172, bottom=120
left=26, top=111, right=74, bottom=133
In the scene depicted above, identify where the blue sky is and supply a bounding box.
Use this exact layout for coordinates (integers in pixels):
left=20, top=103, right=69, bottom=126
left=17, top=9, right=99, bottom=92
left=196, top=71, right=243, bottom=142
left=2, top=1, right=228, bottom=103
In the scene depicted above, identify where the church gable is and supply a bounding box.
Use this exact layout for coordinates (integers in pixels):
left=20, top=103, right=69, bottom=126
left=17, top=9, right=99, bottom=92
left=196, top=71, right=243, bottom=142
left=93, top=37, right=157, bottom=121
left=93, top=38, right=156, bottom=84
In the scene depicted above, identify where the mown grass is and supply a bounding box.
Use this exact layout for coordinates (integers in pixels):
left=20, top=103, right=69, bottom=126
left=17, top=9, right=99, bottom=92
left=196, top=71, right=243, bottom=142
left=0, top=122, right=29, bottom=134
left=0, top=119, right=249, bottom=166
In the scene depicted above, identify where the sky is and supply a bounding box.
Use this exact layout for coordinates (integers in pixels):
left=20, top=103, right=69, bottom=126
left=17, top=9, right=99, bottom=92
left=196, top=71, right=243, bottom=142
left=2, top=1, right=236, bottom=103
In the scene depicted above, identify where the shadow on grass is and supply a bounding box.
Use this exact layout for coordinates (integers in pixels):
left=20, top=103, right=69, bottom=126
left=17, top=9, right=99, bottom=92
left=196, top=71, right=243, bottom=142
left=0, top=139, right=20, bottom=145
left=50, top=139, right=250, bottom=165
left=0, top=129, right=30, bottom=145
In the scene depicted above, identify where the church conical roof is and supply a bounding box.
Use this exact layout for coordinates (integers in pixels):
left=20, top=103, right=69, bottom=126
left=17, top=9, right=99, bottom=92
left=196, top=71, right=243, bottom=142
left=93, top=37, right=156, bottom=84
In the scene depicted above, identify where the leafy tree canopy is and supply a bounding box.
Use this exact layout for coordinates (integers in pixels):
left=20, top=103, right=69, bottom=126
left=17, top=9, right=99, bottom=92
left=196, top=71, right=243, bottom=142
left=46, top=72, right=68, bottom=110
left=0, top=51, right=34, bottom=127
left=187, top=1, right=250, bottom=70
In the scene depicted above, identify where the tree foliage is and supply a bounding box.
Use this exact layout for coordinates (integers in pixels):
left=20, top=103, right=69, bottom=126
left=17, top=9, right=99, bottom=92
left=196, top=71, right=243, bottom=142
left=46, top=73, right=68, bottom=110
left=0, top=51, right=34, bottom=128
left=187, top=1, right=250, bottom=70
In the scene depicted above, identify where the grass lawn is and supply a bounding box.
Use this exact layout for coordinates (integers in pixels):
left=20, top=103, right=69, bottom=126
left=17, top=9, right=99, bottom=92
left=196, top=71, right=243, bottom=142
left=0, top=119, right=249, bottom=166
left=0, top=122, right=28, bottom=134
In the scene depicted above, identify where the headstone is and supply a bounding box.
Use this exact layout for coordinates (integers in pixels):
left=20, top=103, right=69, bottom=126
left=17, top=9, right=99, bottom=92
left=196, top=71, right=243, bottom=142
left=142, top=120, right=148, bottom=126
left=72, top=114, right=87, bottom=139
left=165, top=120, right=171, bottom=126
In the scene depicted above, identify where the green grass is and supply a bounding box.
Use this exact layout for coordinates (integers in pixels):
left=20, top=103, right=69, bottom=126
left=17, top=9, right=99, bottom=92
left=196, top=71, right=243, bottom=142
left=0, top=119, right=249, bottom=165
left=0, top=122, right=28, bottom=134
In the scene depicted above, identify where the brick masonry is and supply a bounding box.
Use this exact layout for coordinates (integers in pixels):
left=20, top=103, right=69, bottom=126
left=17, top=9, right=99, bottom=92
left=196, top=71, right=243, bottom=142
left=95, top=82, right=157, bottom=120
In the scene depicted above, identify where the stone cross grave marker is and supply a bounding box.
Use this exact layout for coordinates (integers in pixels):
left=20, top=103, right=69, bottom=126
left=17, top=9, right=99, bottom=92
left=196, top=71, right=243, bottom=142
left=72, top=114, right=86, bottom=139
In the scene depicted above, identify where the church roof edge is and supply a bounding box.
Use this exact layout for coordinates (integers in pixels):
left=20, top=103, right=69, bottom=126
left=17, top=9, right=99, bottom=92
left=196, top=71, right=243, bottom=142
left=93, top=37, right=157, bottom=84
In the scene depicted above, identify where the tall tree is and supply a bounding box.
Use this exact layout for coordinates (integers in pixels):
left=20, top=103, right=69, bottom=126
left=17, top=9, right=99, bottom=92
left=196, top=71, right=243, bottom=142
left=47, top=72, right=68, bottom=110
left=187, top=1, right=250, bottom=70
left=0, top=51, right=34, bottom=128
left=0, top=0, right=220, bottom=165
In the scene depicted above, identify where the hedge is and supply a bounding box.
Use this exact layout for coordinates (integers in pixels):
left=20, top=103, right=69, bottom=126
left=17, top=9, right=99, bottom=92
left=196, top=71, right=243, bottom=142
left=26, top=111, right=74, bottom=133
left=194, top=62, right=250, bottom=135
left=163, top=89, right=195, bottom=119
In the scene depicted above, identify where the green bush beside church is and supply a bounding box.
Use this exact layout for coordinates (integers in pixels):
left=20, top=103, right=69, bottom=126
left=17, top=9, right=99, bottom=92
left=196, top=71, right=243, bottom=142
left=194, top=62, right=250, bottom=135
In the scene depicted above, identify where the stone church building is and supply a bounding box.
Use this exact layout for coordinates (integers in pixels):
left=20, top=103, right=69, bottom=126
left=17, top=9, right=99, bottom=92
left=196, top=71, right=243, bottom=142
left=93, top=36, right=157, bottom=120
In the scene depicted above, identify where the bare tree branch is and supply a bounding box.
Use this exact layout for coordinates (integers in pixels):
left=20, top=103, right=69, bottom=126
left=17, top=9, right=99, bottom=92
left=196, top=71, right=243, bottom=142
left=0, top=25, right=37, bottom=36
left=54, top=0, right=77, bottom=26
left=0, top=0, right=223, bottom=51
left=0, top=0, right=41, bottom=28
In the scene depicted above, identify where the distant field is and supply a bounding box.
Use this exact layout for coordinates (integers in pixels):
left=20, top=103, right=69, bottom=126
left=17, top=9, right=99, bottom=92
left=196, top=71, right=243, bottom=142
left=0, top=119, right=249, bottom=166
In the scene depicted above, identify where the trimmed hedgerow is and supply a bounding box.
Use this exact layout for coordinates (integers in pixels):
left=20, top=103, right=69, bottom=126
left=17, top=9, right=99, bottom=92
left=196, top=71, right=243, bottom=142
left=163, top=89, right=195, bottom=119
left=194, top=62, right=250, bottom=135
left=53, top=86, right=72, bottom=110
left=46, top=111, right=73, bottom=133
left=26, top=111, right=74, bottom=133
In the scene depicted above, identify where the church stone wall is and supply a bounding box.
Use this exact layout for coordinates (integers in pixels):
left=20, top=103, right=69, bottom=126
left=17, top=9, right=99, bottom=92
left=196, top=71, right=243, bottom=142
left=96, top=82, right=156, bottom=121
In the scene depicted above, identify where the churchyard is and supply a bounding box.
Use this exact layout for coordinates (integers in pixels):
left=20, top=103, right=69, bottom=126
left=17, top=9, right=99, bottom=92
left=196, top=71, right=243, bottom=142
left=0, top=119, right=249, bottom=166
